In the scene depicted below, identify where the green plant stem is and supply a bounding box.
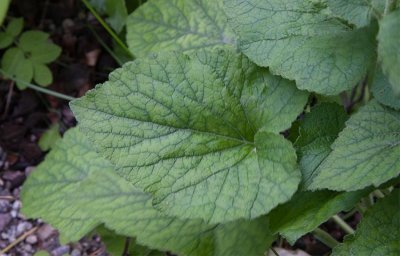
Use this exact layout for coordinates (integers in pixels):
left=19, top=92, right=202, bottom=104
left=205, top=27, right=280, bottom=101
left=81, top=0, right=133, bottom=58
left=270, top=247, right=280, bottom=256
left=332, top=215, right=355, bottom=235
left=25, top=83, right=76, bottom=101
left=312, top=228, right=340, bottom=248
left=373, top=190, right=386, bottom=199
left=369, top=193, right=375, bottom=206
left=0, top=69, right=76, bottom=101
left=342, top=208, right=358, bottom=220
left=384, top=0, right=397, bottom=15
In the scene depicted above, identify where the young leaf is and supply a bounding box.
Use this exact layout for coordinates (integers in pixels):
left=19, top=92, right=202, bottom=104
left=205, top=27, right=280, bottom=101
left=126, top=0, right=236, bottom=57
left=371, top=68, right=400, bottom=110
left=294, top=103, right=348, bottom=188
left=21, top=128, right=274, bottom=256
left=33, top=64, right=53, bottom=86
left=326, top=0, right=385, bottom=28
left=1, top=47, right=33, bottom=89
left=332, top=190, right=400, bottom=255
left=19, top=30, right=49, bottom=46
left=5, top=17, right=24, bottom=37
left=19, top=31, right=61, bottom=64
left=224, top=0, right=376, bottom=95
left=378, top=8, right=400, bottom=95
left=71, top=49, right=308, bottom=224
left=0, top=32, right=13, bottom=49
left=309, top=100, right=400, bottom=191
left=38, top=123, right=61, bottom=151
left=268, top=190, right=368, bottom=244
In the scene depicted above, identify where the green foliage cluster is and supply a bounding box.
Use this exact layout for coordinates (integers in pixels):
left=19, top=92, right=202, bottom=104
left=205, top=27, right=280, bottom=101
left=0, top=18, right=61, bottom=89
left=20, top=0, right=400, bottom=255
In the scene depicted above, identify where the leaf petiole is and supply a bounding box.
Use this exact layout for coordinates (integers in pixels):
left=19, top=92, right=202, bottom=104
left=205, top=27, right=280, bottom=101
left=312, top=228, right=340, bottom=248
left=0, top=69, right=75, bottom=101
left=332, top=215, right=355, bottom=235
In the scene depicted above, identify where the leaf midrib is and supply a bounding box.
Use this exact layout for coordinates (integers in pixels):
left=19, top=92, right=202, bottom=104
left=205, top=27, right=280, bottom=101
left=78, top=104, right=256, bottom=146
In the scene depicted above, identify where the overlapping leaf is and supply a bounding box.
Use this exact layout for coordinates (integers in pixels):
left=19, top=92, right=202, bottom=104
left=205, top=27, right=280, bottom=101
left=309, top=100, right=400, bottom=191
left=268, top=190, right=367, bottom=244
left=332, top=190, right=400, bottom=255
left=126, top=0, right=236, bottom=57
left=0, top=18, right=23, bottom=49
left=94, top=227, right=164, bottom=256
left=371, top=69, right=400, bottom=110
left=224, top=0, right=376, bottom=95
left=326, top=0, right=385, bottom=27
left=21, top=128, right=274, bottom=256
left=71, top=49, right=308, bottom=224
left=294, top=103, right=348, bottom=188
left=378, top=8, right=400, bottom=95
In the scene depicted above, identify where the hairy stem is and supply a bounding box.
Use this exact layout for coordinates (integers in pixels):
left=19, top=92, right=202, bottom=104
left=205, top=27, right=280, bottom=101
left=122, top=237, right=131, bottom=256
left=312, top=228, right=340, bottom=248
left=332, top=215, right=355, bottom=235
left=373, top=190, right=386, bottom=199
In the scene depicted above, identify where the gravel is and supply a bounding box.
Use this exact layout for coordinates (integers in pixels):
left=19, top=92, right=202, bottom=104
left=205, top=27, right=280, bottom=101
left=0, top=169, right=108, bottom=256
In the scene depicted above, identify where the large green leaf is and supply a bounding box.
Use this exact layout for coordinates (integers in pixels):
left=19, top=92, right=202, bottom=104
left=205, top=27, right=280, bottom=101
left=224, top=0, right=376, bottom=95
left=126, top=0, right=236, bottom=57
left=294, top=103, right=348, bottom=188
left=21, top=128, right=274, bottom=256
left=71, top=49, right=308, bottom=224
left=326, top=0, right=385, bottom=28
left=378, top=9, right=400, bottom=95
left=309, top=100, right=400, bottom=191
left=268, top=190, right=367, bottom=244
left=371, top=68, right=400, bottom=110
left=332, top=189, right=400, bottom=255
